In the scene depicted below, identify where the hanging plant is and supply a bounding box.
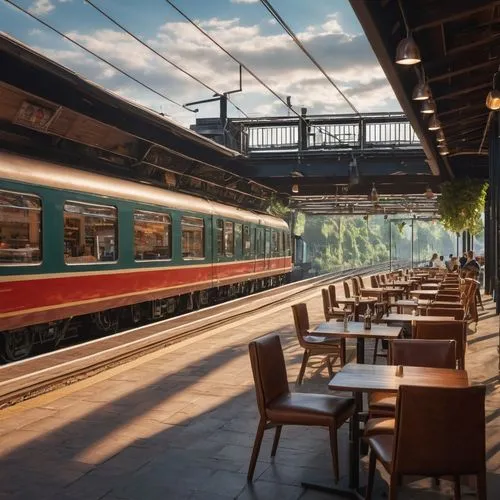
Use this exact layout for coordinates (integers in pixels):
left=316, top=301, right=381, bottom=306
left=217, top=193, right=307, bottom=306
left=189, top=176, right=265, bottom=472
left=437, top=179, right=488, bottom=235
left=397, top=222, right=406, bottom=234
left=266, top=195, right=290, bottom=219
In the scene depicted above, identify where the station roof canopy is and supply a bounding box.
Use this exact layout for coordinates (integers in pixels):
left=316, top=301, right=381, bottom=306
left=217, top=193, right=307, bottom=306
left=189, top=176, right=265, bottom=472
left=349, top=0, right=496, bottom=181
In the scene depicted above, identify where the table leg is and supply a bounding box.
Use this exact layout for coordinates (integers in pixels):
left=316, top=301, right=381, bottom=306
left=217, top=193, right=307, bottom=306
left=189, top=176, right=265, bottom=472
left=356, top=337, right=365, bottom=364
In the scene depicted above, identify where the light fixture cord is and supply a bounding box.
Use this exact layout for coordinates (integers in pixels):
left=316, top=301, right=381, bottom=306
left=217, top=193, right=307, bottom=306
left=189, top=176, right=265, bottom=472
left=397, top=0, right=411, bottom=34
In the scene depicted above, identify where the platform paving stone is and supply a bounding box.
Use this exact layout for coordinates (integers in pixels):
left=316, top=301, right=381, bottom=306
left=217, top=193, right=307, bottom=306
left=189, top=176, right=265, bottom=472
left=0, top=279, right=498, bottom=499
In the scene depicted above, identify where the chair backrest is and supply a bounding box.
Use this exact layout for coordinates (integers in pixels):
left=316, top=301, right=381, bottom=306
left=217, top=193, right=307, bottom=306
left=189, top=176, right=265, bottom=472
left=388, top=339, right=456, bottom=368
left=328, top=284, right=339, bottom=308
left=343, top=281, right=351, bottom=298
left=370, top=275, right=378, bottom=288
left=380, top=274, right=387, bottom=285
left=426, top=307, right=465, bottom=320
left=248, top=334, right=290, bottom=419
left=351, top=277, right=360, bottom=296
left=357, top=275, right=365, bottom=289
left=413, top=320, right=465, bottom=368
left=291, top=303, right=310, bottom=348
left=322, top=288, right=331, bottom=321
left=393, top=385, right=486, bottom=475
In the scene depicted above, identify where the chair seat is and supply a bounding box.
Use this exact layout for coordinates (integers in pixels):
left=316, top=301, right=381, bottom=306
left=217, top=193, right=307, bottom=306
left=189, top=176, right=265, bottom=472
left=364, top=417, right=395, bottom=437
left=268, top=393, right=355, bottom=426
left=303, top=335, right=341, bottom=345
left=370, top=395, right=397, bottom=411
left=367, top=434, right=394, bottom=472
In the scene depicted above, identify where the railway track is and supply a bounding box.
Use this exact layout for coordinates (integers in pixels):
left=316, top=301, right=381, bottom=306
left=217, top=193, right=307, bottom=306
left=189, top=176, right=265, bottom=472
left=0, top=261, right=404, bottom=408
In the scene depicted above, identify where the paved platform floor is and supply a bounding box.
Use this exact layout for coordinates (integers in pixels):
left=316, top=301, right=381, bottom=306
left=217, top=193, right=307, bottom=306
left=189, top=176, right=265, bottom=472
left=0, top=282, right=498, bottom=499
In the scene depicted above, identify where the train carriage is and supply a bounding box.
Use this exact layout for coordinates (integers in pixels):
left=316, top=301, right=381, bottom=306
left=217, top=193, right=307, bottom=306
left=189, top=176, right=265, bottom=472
left=0, top=152, right=292, bottom=361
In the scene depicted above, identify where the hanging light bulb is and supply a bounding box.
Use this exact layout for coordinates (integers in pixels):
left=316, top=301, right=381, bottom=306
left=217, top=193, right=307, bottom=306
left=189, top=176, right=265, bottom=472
left=436, top=129, right=445, bottom=142
left=395, top=36, right=421, bottom=65
left=486, top=69, right=500, bottom=110
left=438, top=145, right=450, bottom=155
left=428, top=115, right=441, bottom=130
left=412, top=81, right=430, bottom=101
left=370, top=183, right=379, bottom=202
left=421, top=99, right=435, bottom=114
left=292, top=183, right=299, bottom=194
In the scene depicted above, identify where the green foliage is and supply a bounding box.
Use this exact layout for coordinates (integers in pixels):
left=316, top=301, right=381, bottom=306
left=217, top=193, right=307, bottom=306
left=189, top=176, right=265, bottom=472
left=266, top=196, right=290, bottom=219
left=438, top=179, right=488, bottom=236
left=293, top=211, right=306, bottom=236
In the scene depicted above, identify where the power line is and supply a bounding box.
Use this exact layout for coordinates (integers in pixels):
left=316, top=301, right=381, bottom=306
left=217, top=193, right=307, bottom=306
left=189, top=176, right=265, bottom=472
left=84, top=0, right=248, bottom=118
left=259, top=0, right=360, bottom=116
left=5, top=0, right=191, bottom=113
left=163, top=0, right=344, bottom=145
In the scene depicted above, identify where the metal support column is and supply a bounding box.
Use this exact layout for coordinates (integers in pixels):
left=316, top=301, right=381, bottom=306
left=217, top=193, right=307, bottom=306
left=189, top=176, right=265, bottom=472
left=389, top=221, right=392, bottom=271
left=485, top=195, right=491, bottom=294
left=411, top=218, right=414, bottom=268
left=462, top=231, right=467, bottom=254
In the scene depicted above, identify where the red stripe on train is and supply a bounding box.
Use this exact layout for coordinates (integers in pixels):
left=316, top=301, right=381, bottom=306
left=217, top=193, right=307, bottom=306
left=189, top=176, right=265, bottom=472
left=1, top=258, right=292, bottom=315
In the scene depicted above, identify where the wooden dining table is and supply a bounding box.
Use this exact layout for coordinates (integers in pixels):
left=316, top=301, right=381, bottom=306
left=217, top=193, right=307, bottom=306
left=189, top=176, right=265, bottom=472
left=380, top=313, right=456, bottom=323
left=309, top=321, right=402, bottom=363
left=306, top=363, right=470, bottom=497
left=409, top=289, right=439, bottom=298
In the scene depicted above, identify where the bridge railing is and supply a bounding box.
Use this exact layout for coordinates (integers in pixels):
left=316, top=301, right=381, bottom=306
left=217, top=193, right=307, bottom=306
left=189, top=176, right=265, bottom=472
left=231, top=113, right=421, bottom=153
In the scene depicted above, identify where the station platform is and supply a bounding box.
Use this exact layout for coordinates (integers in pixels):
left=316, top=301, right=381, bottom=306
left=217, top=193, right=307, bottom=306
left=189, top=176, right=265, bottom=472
left=0, top=283, right=498, bottom=499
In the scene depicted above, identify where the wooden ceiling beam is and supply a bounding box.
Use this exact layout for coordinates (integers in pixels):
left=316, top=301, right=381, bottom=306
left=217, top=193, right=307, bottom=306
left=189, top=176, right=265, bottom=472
left=412, top=0, right=500, bottom=32
left=438, top=102, right=485, bottom=118
left=428, top=59, right=499, bottom=83
left=434, top=82, right=491, bottom=101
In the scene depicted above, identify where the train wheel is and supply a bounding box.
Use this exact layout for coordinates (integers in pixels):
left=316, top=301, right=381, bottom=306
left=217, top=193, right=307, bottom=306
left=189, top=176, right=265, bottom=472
left=1, top=330, right=34, bottom=362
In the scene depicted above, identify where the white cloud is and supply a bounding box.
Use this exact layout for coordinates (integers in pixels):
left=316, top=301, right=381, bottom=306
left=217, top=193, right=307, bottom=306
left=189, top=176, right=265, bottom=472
left=28, top=0, right=70, bottom=16
left=27, top=11, right=399, bottom=125
left=28, top=0, right=55, bottom=16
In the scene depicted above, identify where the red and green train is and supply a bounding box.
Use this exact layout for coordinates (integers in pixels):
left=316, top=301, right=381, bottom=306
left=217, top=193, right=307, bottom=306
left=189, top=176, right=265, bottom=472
left=0, top=151, right=292, bottom=361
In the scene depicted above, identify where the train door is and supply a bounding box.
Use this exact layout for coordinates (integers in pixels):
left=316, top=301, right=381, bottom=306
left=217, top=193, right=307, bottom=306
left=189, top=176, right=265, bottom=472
left=213, top=217, right=224, bottom=286
left=264, top=228, right=271, bottom=271
left=255, top=226, right=264, bottom=275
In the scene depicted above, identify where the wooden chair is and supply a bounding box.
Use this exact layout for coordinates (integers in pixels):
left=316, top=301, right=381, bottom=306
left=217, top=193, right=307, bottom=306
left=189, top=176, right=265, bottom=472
left=367, top=339, right=456, bottom=422
left=366, top=385, right=486, bottom=500
left=291, top=303, right=345, bottom=384
left=425, top=307, right=465, bottom=320
left=343, top=280, right=351, bottom=298
left=247, top=334, right=355, bottom=482
left=413, top=320, right=466, bottom=369
left=321, top=288, right=347, bottom=321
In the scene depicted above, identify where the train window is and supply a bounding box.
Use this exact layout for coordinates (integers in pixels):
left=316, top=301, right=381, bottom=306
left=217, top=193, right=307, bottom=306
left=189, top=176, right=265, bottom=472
left=64, top=202, right=117, bottom=264
left=235, top=223, right=242, bottom=256
left=281, top=231, right=286, bottom=255
left=134, top=210, right=171, bottom=261
left=216, top=219, right=224, bottom=256
left=224, top=221, right=234, bottom=257
left=243, top=225, right=251, bottom=257
left=0, top=190, right=41, bottom=265
left=182, top=216, right=204, bottom=259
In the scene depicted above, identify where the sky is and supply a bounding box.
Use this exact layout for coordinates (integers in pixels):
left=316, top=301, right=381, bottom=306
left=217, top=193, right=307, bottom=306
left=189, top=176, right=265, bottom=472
left=1, top=0, right=401, bottom=128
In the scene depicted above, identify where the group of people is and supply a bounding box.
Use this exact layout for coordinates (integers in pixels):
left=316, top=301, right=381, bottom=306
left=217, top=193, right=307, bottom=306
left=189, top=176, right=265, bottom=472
left=429, top=250, right=480, bottom=273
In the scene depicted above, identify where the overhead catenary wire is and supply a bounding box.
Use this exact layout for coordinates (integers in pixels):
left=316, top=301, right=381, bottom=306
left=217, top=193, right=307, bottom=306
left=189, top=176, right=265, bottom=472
left=84, top=0, right=248, bottom=118
left=5, top=0, right=191, bottom=113
left=163, top=0, right=344, bottom=145
left=259, top=0, right=360, bottom=116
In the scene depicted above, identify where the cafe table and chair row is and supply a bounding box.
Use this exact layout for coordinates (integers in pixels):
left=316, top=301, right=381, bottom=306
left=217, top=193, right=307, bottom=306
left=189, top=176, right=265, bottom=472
left=246, top=274, right=484, bottom=499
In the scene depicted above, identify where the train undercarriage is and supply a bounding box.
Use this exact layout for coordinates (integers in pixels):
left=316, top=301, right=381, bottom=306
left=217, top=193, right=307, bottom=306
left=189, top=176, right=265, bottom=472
left=0, top=274, right=289, bottom=362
